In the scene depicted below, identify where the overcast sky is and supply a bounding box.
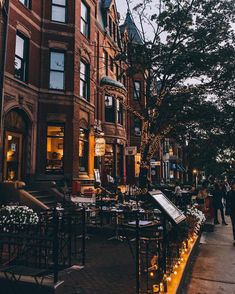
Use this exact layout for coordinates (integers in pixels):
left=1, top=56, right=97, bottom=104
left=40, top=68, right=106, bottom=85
left=116, top=1, right=129, bottom=23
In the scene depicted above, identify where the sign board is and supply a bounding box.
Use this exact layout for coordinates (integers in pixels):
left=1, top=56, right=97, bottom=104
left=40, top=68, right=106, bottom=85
left=149, top=190, right=186, bottom=224
left=95, top=138, right=105, bottom=156
left=125, top=146, right=137, bottom=156
left=94, top=169, right=101, bottom=183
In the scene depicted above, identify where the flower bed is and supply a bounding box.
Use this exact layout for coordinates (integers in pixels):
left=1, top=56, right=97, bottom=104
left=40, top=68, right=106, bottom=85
left=0, top=205, right=39, bottom=232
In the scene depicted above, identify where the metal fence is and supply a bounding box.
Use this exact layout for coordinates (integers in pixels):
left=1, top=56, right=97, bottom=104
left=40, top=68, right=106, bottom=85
left=0, top=208, right=86, bottom=283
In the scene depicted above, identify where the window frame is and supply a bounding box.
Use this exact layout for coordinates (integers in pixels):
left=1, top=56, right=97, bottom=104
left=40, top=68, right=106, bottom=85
left=117, top=99, right=123, bottom=125
left=133, top=80, right=141, bottom=100
left=19, top=0, right=31, bottom=9
left=49, top=50, right=65, bottom=91
left=14, top=32, right=29, bottom=82
left=46, top=123, right=65, bottom=174
left=80, top=59, right=90, bottom=101
left=51, top=0, right=67, bottom=23
left=105, top=95, right=115, bottom=123
left=134, top=118, right=141, bottom=136
left=81, top=1, right=90, bottom=39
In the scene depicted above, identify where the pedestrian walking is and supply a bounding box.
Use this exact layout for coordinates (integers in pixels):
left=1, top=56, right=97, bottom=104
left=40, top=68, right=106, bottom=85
left=174, top=182, right=182, bottom=206
left=212, top=183, right=228, bottom=225
left=227, top=182, right=235, bottom=246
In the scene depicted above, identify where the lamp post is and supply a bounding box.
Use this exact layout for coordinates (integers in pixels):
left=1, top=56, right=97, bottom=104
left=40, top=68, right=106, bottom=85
left=193, top=169, right=198, bottom=188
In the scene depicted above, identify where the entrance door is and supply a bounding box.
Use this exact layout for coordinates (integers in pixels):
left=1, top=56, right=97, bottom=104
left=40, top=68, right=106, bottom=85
left=4, top=132, right=23, bottom=181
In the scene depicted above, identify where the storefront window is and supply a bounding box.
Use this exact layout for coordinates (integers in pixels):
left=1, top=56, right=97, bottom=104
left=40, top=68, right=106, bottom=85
left=79, top=128, right=89, bottom=172
left=105, top=95, right=115, bottom=123
left=46, top=125, right=64, bottom=173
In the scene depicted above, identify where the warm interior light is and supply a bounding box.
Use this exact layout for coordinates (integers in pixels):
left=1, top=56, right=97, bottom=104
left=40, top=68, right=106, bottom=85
left=8, top=135, right=13, bottom=141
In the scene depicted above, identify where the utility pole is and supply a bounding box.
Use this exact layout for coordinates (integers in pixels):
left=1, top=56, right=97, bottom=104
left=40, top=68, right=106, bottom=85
left=0, top=0, right=9, bottom=181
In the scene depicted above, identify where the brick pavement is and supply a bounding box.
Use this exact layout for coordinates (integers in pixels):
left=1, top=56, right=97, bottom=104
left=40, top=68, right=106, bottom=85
left=60, top=232, right=136, bottom=294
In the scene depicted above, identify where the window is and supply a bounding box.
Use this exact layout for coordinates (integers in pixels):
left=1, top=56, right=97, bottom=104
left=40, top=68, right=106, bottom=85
left=134, top=118, right=141, bottom=136
left=133, top=81, right=141, bottom=100
left=104, top=50, right=108, bottom=75
left=14, top=33, right=28, bottom=82
left=105, top=95, right=115, bottom=123
left=113, top=23, right=116, bottom=42
left=79, top=128, right=89, bottom=172
left=80, top=60, right=90, bottom=100
left=46, top=125, right=64, bottom=174
left=110, top=56, right=114, bottom=72
left=117, top=99, right=123, bottom=125
left=51, top=0, right=66, bottom=23
left=109, top=16, right=113, bottom=37
left=19, top=0, right=31, bottom=8
left=115, top=64, right=119, bottom=80
left=123, top=75, right=126, bottom=87
left=81, top=1, right=90, bottom=38
left=49, top=51, right=65, bottom=90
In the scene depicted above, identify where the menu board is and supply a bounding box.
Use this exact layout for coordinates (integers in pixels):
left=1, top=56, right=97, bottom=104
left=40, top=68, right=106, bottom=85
left=149, top=191, right=186, bottom=224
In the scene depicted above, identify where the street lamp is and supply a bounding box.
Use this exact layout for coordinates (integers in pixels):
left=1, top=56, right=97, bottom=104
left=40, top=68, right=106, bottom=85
left=193, top=169, right=198, bottom=188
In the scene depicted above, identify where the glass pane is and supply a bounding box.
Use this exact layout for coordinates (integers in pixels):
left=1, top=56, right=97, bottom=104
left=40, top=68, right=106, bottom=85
left=15, top=35, right=24, bottom=58
left=104, top=96, right=113, bottom=107
left=47, top=126, right=64, bottom=136
left=52, top=0, right=66, bottom=5
left=14, top=57, right=25, bottom=80
left=134, top=81, right=140, bottom=98
left=80, top=61, right=86, bottom=76
left=50, top=52, right=64, bottom=71
left=80, top=80, right=87, bottom=99
left=46, top=133, right=64, bottom=173
left=81, top=2, right=88, bottom=21
left=81, top=19, right=88, bottom=37
left=6, top=135, right=21, bottom=181
left=52, top=6, right=66, bottom=22
left=50, top=71, right=64, bottom=89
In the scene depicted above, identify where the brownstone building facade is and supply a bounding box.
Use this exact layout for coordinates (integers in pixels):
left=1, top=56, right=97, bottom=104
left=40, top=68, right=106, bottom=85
left=0, top=0, right=148, bottom=190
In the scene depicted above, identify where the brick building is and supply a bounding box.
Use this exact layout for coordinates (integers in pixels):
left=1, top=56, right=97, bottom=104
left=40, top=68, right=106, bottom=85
left=0, top=0, right=147, bottom=191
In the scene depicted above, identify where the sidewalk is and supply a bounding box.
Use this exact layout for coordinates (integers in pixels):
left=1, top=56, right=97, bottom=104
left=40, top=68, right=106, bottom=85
left=184, top=218, right=235, bottom=294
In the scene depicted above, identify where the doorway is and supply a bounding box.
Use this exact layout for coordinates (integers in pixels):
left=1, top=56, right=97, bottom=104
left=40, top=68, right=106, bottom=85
left=3, top=109, right=29, bottom=181
left=4, top=132, right=23, bottom=180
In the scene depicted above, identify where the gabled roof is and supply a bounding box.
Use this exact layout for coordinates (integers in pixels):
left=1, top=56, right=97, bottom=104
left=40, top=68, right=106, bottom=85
left=120, top=10, right=143, bottom=45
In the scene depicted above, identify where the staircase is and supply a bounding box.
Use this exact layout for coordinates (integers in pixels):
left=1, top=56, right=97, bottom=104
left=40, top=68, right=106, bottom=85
left=26, top=189, right=57, bottom=209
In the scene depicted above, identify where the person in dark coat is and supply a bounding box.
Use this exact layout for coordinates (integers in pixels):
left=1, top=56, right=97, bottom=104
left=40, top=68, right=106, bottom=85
left=227, top=182, right=235, bottom=245
left=212, top=183, right=228, bottom=225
